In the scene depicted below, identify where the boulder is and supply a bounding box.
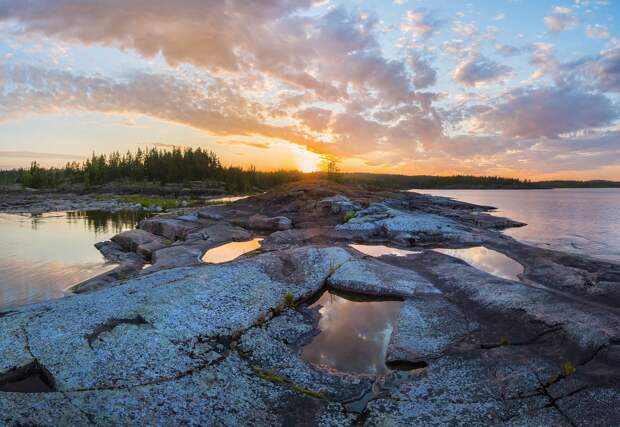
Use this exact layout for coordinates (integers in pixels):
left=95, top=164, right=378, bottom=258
left=317, top=195, right=360, bottom=216
left=248, top=214, right=292, bottom=231
left=111, top=229, right=164, bottom=253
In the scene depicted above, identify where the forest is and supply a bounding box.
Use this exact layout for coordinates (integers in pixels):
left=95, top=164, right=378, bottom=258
left=0, top=148, right=302, bottom=192
left=1, top=148, right=618, bottom=192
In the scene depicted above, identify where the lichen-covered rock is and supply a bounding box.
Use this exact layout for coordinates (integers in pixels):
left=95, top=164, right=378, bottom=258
left=336, top=202, right=477, bottom=245
left=317, top=195, right=360, bottom=216
left=386, top=296, right=469, bottom=364
left=397, top=251, right=620, bottom=355
left=327, top=257, right=439, bottom=298
left=238, top=309, right=371, bottom=402
left=0, top=247, right=353, bottom=393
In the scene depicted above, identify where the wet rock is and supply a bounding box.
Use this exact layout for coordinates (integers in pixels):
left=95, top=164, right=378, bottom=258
left=386, top=296, right=469, bottom=364
left=248, top=214, right=292, bottom=231
left=327, top=257, right=439, bottom=298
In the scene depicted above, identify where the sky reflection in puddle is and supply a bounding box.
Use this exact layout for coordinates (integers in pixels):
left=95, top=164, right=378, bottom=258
left=435, top=246, right=523, bottom=281
left=201, top=238, right=262, bottom=264
left=301, top=291, right=402, bottom=375
left=349, top=244, right=421, bottom=258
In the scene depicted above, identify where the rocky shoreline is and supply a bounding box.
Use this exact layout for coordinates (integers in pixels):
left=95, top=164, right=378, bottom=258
left=1, top=181, right=619, bottom=425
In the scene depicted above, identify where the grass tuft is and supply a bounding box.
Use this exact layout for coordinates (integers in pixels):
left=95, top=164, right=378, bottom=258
left=252, top=366, right=324, bottom=399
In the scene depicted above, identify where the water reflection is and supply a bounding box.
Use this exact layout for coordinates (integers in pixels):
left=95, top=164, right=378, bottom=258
left=435, top=246, right=523, bottom=281
left=349, top=244, right=421, bottom=258
left=0, top=211, right=148, bottom=310
left=301, top=291, right=402, bottom=375
left=201, top=239, right=263, bottom=264
left=411, top=188, right=620, bottom=262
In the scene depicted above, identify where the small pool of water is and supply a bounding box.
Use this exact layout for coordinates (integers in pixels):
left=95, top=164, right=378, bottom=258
left=201, top=239, right=263, bottom=264
left=301, top=291, right=402, bottom=375
left=349, top=244, right=421, bottom=258
left=434, top=246, right=523, bottom=281
left=0, top=210, right=149, bottom=310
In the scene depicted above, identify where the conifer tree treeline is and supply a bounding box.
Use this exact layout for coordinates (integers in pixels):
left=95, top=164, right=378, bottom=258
left=1, top=147, right=302, bottom=192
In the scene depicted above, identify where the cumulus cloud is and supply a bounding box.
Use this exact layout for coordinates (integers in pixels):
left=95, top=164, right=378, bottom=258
left=407, top=52, right=437, bottom=89
left=475, top=86, right=617, bottom=139
left=400, top=8, right=441, bottom=40
left=454, top=54, right=512, bottom=87
left=544, top=6, right=579, bottom=33
left=586, top=46, right=620, bottom=92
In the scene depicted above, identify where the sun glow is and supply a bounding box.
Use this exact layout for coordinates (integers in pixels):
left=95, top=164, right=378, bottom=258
left=296, top=150, right=323, bottom=173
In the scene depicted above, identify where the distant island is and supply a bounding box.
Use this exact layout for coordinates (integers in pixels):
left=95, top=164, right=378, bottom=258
left=1, top=147, right=618, bottom=193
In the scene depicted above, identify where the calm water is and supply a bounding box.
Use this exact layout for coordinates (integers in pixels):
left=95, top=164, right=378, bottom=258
left=202, top=239, right=263, bottom=264
left=301, top=291, right=402, bottom=375
left=412, top=188, right=620, bottom=262
left=435, top=247, right=523, bottom=281
left=0, top=211, right=148, bottom=310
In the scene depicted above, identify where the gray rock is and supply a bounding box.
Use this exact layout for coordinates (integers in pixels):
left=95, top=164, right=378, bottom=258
left=327, top=257, right=439, bottom=298
left=111, top=229, right=164, bottom=253
left=0, top=247, right=353, bottom=392
left=386, top=296, right=469, bottom=364
left=139, top=217, right=199, bottom=240
left=248, top=214, right=292, bottom=231
left=317, top=195, right=360, bottom=216
left=336, top=202, right=477, bottom=246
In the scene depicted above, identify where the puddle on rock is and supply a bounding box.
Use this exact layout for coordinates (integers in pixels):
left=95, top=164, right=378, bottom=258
left=301, top=291, right=402, bottom=375
left=202, top=239, right=263, bottom=264
left=349, top=244, right=421, bottom=258
left=434, top=246, right=523, bottom=281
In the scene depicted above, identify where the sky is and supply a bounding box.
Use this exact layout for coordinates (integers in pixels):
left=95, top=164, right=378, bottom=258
left=0, top=0, right=619, bottom=180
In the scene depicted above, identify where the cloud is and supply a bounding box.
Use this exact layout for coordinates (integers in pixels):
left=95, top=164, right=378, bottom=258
left=543, top=6, right=579, bottom=33
left=454, top=54, right=512, bottom=87
left=401, top=8, right=441, bottom=40
left=295, top=107, right=333, bottom=132
left=586, top=46, right=620, bottom=92
left=474, top=86, right=617, bottom=139
left=407, top=52, right=437, bottom=89
left=585, top=24, right=610, bottom=39
left=495, top=44, right=523, bottom=57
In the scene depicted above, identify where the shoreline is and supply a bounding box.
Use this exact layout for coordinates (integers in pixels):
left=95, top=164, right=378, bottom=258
left=1, top=181, right=620, bottom=424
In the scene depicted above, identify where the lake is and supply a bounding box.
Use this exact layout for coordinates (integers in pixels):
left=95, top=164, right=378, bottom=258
left=0, top=211, right=148, bottom=311
left=411, top=188, right=620, bottom=263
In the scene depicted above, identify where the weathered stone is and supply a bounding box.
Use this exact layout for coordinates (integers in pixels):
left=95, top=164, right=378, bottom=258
left=0, top=247, right=353, bottom=393
left=111, top=229, right=164, bottom=253
left=327, top=257, right=439, bottom=298
left=317, top=195, right=360, bottom=216
left=248, top=214, right=292, bottom=231
left=386, top=296, right=469, bottom=364
left=336, top=202, right=478, bottom=246
left=139, top=217, right=198, bottom=240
